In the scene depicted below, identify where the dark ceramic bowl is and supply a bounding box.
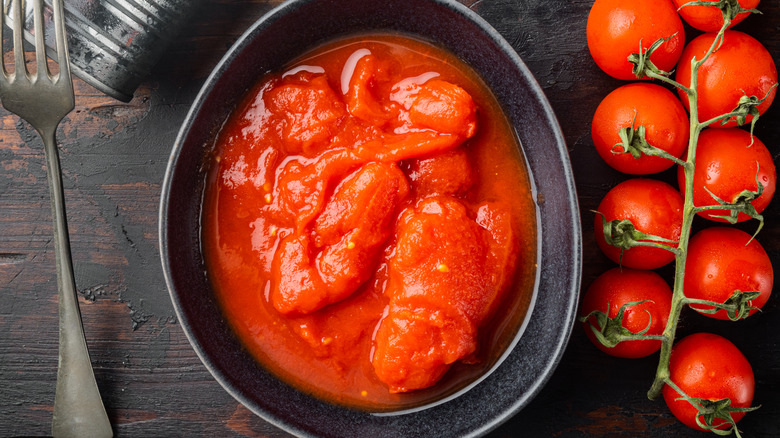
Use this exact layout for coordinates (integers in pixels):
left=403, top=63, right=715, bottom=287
left=160, top=0, right=581, bottom=436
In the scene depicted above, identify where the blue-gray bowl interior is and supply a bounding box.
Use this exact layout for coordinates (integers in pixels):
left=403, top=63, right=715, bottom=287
left=160, top=0, right=582, bottom=436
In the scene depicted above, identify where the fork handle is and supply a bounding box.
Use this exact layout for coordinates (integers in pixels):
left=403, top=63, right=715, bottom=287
left=43, top=127, right=113, bottom=438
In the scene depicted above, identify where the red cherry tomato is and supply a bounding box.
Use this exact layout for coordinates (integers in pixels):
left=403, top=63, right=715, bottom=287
left=672, top=0, right=760, bottom=32
left=677, top=128, right=776, bottom=223
left=592, top=83, right=690, bottom=174
left=675, top=30, right=777, bottom=128
left=684, top=227, right=773, bottom=320
left=587, top=0, right=685, bottom=80
left=580, top=268, right=672, bottom=358
left=663, top=333, right=754, bottom=432
left=595, top=178, right=684, bottom=269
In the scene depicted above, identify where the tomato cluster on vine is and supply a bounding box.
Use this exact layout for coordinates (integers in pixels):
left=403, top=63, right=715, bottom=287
left=581, top=0, right=777, bottom=435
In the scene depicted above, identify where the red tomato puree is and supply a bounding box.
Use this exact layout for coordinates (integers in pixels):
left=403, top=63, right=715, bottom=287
left=202, top=33, right=537, bottom=411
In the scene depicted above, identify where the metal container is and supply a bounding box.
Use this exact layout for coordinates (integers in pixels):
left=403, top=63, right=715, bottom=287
left=5, top=0, right=203, bottom=102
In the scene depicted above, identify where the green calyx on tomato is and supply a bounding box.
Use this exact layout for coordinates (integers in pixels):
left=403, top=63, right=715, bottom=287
left=580, top=300, right=659, bottom=348
left=686, top=290, right=762, bottom=321
left=700, top=173, right=765, bottom=234
left=594, top=211, right=680, bottom=262
left=612, top=110, right=687, bottom=167
left=628, top=34, right=679, bottom=79
left=722, top=83, right=779, bottom=133
left=665, top=379, right=759, bottom=438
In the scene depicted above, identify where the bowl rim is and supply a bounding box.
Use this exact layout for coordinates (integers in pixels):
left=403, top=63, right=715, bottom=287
left=159, top=0, right=582, bottom=436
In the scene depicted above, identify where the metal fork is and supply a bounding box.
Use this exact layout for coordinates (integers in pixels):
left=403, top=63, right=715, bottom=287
left=0, top=0, right=112, bottom=436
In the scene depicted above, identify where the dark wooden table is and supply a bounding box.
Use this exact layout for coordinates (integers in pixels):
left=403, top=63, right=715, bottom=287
left=1, top=0, right=778, bottom=436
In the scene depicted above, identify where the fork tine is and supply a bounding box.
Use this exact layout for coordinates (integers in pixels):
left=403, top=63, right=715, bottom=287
left=11, top=0, right=25, bottom=78
left=51, top=0, right=70, bottom=83
left=32, top=0, right=47, bottom=79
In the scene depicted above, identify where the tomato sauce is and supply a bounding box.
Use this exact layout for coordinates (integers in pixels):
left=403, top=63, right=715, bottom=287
left=201, top=33, right=537, bottom=411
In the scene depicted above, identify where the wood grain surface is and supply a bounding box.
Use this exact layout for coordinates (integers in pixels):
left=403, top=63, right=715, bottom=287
left=0, top=0, right=778, bottom=436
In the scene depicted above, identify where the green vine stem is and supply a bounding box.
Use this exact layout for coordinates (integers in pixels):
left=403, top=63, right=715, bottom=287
left=644, top=7, right=730, bottom=402
left=595, top=2, right=775, bottom=432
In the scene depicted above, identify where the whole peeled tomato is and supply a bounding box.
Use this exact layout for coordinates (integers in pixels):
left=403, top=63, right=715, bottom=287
left=685, top=227, right=773, bottom=320
left=663, top=333, right=754, bottom=432
left=673, top=0, right=760, bottom=32
left=587, top=0, right=685, bottom=80
left=595, top=178, right=684, bottom=269
left=592, top=83, right=689, bottom=174
left=677, top=128, right=776, bottom=223
left=580, top=267, right=672, bottom=358
left=675, top=30, right=777, bottom=128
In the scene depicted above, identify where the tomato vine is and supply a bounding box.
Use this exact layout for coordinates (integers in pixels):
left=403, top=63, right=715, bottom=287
left=584, top=1, right=777, bottom=436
